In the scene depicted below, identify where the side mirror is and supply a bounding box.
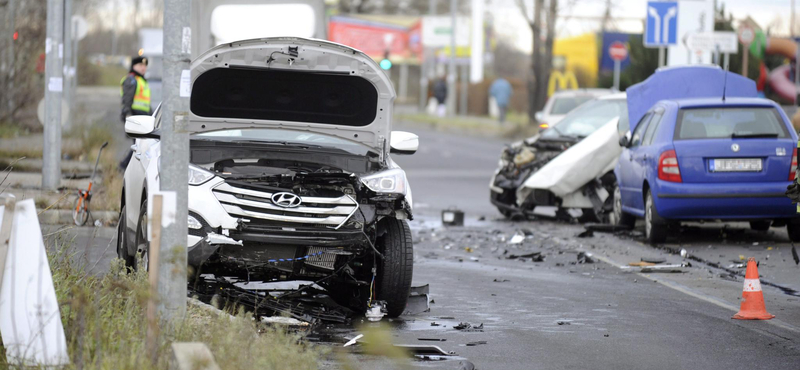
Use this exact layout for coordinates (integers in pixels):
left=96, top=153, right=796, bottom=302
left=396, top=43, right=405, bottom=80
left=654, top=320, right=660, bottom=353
left=390, top=131, right=419, bottom=155
left=125, top=115, right=158, bottom=138
left=534, top=111, right=544, bottom=122
left=618, top=135, right=629, bottom=148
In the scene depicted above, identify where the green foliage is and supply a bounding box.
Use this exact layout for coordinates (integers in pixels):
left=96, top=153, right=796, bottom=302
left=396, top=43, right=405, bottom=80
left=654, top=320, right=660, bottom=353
left=11, top=238, right=324, bottom=370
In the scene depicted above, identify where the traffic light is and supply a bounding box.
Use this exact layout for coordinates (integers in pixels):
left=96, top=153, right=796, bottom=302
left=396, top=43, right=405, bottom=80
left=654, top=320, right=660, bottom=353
left=380, top=50, right=392, bottom=70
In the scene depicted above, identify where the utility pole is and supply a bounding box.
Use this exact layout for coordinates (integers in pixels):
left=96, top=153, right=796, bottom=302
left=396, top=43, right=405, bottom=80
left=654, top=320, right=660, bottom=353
left=446, top=0, right=457, bottom=116
left=63, top=0, right=73, bottom=129
left=43, top=0, right=64, bottom=190
left=158, top=0, right=190, bottom=321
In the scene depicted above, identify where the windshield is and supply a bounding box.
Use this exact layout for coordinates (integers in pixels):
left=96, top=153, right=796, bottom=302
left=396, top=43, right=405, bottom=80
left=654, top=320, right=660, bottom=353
left=192, top=129, right=373, bottom=155
left=542, top=99, right=628, bottom=139
left=675, top=107, right=789, bottom=140
left=550, top=96, right=595, bottom=115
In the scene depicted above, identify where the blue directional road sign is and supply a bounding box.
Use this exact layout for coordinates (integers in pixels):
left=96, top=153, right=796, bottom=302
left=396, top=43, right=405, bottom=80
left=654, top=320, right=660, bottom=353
left=645, top=1, right=678, bottom=47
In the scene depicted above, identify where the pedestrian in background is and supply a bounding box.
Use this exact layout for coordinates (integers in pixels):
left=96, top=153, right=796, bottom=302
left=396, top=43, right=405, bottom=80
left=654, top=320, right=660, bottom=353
left=433, top=77, right=448, bottom=117
left=119, top=56, right=151, bottom=169
left=489, top=77, right=512, bottom=124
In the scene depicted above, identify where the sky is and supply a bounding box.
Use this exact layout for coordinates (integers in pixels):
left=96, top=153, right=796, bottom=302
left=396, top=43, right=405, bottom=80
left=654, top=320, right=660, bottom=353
left=89, top=0, right=798, bottom=53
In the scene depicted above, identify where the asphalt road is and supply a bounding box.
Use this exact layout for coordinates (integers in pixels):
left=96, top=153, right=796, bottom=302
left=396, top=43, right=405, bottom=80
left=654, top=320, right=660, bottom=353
left=53, top=121, right=800, bottom=369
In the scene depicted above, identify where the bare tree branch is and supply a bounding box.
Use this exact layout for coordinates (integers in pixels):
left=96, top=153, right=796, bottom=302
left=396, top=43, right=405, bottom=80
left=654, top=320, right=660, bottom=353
left=515, top=0, right=534, bottom=28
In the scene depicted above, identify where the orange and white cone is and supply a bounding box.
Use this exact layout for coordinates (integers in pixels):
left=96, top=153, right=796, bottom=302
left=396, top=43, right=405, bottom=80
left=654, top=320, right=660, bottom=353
left=732, top=257, right=775, bottom=320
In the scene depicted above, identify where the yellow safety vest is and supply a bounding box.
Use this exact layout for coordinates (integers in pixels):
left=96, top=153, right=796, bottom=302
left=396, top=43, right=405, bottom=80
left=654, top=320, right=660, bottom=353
left=120, top=74, right=151, bottom=113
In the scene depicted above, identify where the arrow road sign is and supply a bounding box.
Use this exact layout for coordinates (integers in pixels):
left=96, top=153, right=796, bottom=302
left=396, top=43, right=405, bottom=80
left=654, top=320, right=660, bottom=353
left=645, top=1, right=678, bottom=47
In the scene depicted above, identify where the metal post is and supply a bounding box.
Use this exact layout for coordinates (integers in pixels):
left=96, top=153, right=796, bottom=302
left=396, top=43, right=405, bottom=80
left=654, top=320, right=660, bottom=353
left=446, top=0, right=457, bottom=116
left=723, top=53, right=729, bottom=71
left=658, top=47, right=665, bottom=68
left=63, top=0, right=73, bottom=130
left=613, top=60, right=620, bottom=91
left=742, top=48, right=748, bottom=78
left=399, top=63, right=409, bottom=102
left=420, top=50, right=428, bottom=111
left=43, top=0, right=64, bottom=190
left=796, top=41, right=800, bottom=106
left=159, top=0, right=191, bottom=321
left=6, top=0, right=16, bottom=120
left=459, top=63, right=468, bottom=115
left=0, top=195, right=17, bottom=294
left=72, top=19, right=78, bottom=97
left=429, top=0, right=438, bottom=15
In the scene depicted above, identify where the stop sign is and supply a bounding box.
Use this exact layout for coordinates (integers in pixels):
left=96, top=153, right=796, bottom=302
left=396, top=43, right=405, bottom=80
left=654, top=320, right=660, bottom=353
left=609, top=41, right=628, bottom=61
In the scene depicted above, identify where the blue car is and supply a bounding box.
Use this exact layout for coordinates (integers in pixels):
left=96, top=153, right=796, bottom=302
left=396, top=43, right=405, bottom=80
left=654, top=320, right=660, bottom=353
left=614, top=66, right=799, bottom=244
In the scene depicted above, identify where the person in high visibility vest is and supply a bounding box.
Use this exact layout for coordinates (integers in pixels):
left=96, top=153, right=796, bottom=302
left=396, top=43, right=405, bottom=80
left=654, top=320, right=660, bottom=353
left=119, top=56, right=151, bottom=170
left=120, top=56, right=151, bottom=123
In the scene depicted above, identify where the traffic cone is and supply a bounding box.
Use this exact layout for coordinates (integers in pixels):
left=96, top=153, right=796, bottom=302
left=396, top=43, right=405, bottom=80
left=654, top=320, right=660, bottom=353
left=732, top=257, right=775, bottom=320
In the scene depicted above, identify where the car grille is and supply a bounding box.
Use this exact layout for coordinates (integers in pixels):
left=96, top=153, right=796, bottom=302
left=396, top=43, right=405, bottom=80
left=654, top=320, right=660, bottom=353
left=212, top=182, right=359, bottom=229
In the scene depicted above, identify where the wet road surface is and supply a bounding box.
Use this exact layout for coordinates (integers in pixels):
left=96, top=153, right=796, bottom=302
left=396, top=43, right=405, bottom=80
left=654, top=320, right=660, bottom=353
left=52, top=122, right=800, bottom=369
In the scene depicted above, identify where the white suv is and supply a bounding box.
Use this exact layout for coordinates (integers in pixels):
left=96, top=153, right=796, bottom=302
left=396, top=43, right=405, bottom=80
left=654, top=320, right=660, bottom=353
left=118, top=38, right=418, bottom=317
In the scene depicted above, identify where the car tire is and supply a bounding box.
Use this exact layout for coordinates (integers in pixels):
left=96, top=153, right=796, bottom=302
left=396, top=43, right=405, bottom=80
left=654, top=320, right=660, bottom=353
left=644, top=190, right=667, bottom=244
left=117, top=205, right=135, bottom=269
left=376, top=218, right=414, bottom=318
left=134, top=199, right=150, bottom=272
left=787, top=219, right=800, bottom=242
left=750, top=221, right=771, bottom=232
left=609, top=182, right=635, bottom=229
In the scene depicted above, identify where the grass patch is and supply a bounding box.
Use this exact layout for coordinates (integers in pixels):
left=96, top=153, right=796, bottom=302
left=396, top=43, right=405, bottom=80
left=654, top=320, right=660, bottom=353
left=30, top=241, right=324, bottom=370
left=394, top=112, right=536, bottom=140
left=0, top=122, right=30, bottom=139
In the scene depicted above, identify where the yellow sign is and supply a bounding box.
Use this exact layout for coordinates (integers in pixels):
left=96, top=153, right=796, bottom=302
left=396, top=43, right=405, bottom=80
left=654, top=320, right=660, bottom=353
left=547, top=71, right=579, bottom=97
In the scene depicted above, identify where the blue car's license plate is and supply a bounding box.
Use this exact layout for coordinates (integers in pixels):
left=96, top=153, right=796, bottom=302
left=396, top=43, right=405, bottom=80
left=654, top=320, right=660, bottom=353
left=709, top=158, right=762, bottom=172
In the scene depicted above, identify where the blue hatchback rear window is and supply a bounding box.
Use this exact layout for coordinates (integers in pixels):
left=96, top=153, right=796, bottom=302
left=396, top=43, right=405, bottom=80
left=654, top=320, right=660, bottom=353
left=675, top=107, right=789, bottom=140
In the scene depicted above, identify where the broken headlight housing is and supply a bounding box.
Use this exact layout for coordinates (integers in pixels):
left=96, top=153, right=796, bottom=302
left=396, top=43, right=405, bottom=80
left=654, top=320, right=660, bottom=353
left=188, top=164, right=215, bottom=186
left=360, top=168, right=408, bottom=195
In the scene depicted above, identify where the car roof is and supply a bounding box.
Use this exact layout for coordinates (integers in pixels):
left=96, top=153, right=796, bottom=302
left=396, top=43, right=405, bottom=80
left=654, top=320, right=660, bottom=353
left=668, top=97, right=779, bottom=109
left=550, top=88, right=613, bottom=98
left=598, top=92, right=626, bottom=101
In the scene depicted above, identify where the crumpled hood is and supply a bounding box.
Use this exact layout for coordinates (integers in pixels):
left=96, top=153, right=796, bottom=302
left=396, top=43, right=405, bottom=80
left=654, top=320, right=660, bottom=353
left=517, top=117, right=621, bottom=203
left=188, top=37, right=396, bottom=152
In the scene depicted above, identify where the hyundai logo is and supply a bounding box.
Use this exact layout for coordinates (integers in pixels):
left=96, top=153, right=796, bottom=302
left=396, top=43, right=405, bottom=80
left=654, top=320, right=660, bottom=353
left=731, top=143, right=740, bottom=152
left=271, top=192, right=302, bottom=208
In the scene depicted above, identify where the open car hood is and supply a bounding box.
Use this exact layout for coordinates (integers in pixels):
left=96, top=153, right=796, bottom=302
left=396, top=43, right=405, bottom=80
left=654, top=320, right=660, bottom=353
left=189, top=37, right=395, bottom=152
left=626, top=65, right=756, bottom=132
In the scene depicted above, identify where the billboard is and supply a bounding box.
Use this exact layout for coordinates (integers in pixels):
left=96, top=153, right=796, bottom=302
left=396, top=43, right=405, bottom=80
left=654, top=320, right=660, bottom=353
left=328, top=15, right=422, bottom=63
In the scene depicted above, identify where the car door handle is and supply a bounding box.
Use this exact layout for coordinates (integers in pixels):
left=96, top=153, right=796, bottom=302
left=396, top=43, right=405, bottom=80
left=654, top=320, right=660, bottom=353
left=131, top=144, right=141, bottom=160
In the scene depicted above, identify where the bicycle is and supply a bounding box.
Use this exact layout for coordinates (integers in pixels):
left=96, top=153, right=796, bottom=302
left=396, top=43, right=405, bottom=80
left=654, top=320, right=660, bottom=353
left=73, top=142, right=109, bottom=226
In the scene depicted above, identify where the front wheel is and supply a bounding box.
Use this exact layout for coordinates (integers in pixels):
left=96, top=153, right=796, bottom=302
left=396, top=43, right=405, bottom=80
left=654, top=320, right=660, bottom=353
left=375, top=218, right=414, bottom=318
left=609, top=182, right=635, bottom=229
left=117, top=205, right=135, bottom=268
left=644, top=190, right=667, bottom=244
left=134, top=199, right=150, bottom=272
left=72, top=196, right=89, bottom=226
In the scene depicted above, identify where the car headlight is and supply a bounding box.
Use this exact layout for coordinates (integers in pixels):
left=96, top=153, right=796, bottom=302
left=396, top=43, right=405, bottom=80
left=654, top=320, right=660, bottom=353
left=187, top=215, right=203, bottom=229
left=360, top=168, right=408, bottom=195
left=188, top=164, right=214, bottom=185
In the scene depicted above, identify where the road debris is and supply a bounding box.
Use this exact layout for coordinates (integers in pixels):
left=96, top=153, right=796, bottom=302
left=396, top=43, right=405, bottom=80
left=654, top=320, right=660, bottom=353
left=577, top=251, right=595, bottom=264
left=556, top=321, right=571, bottom=325
left=584, top=224, right=631, bottom=233
left=344, top=334, right=363, bottom=347
left=465, top=341, right=488, bottom=346
left=508, top=231, right=526, bottom=244
left=442, top=208, right=465, bottom=226
left=620, top=262, right=690, bottom=273
left=365, top=301, right=387, bottom=322
left=506, top=252, right=543, bottom=261
left=641, top=257, right=666, bottom=264
left=493, top=279, right=510, bottom=283
left=453, top=322, right=484, bottom=332
left=418, top=338, right=447, bottom=342
left=405, top=285, right=431, bottom=315
left=577, top=230, right=594, bottom=238
left=260, top=316, right=310, bottom=327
